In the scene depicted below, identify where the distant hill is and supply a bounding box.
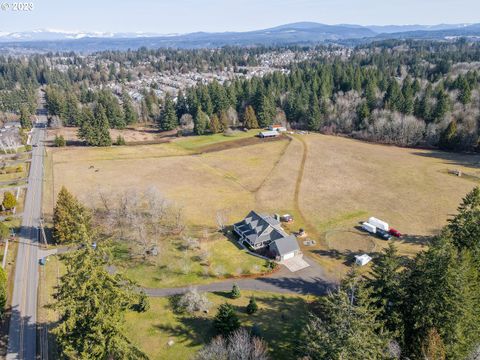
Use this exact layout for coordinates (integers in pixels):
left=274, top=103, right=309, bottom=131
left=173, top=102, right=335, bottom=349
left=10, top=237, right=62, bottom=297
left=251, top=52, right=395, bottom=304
left=1, top=22, right=480, bottom=52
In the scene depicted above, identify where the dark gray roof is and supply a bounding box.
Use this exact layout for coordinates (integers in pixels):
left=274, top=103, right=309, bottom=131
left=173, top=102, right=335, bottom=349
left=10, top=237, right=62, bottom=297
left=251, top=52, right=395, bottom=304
left=236, top=210, right=287, bottom=245
left=271, top=235, right=299, bottom=255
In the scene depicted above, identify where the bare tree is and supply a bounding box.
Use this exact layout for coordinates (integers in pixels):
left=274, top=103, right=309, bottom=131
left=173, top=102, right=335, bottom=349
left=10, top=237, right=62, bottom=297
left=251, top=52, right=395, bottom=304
left=196, top=328, right=269, bottom=360
left=178, top=287, right=212, bottom=314
left=216, top=209, right=229, bottom=232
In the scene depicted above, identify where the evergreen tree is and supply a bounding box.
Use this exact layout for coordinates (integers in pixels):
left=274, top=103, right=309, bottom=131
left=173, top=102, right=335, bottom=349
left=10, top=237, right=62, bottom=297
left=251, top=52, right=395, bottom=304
left=368, top=243, right=404, bottom=338
left=53, top=187, right=92, bottom=245
left=365, top=80, right=377, bottom=111
left=256, top=93, right=276, bottom=127
left=402, top=237, right=480, bottom=359
left=458, top=76, right=472, bottom=105
left=19, top=106, right=32, bottom=129
left=64, top=93, right=80, bottom=126
left=158, top=94, right=178, bottom=131
left=302, top=270, right=389, bottom=360
left=230, top=284, right=241, bottom=299
left=54, top=244, right=147, bottom=359
left=448, top=187, right=480, bottom=253
left=243, top=105, right=259, bottom=129
left=384, top=79, right=403, bottom=112
left=213, top=303, right=240, bottom=336
left=433, top=89, right=450, bottom=121
left=209, top=114, right=221, bottom=134
left=307, top=92, right=321, bottom=131
left=438, top=120, right=458, bottom=150
left=219, top=111, right=229, bottom=132
left=94, top=105, right=113, bottom=147
left=122, top=92, right=138, bottom=125
left=175, top=90, right=189, bottom=119
left=246, top=296, right=258, bottom=314
left=357, top=102, right=370, bottom=126
left=194, top=107, right=209, bottom=135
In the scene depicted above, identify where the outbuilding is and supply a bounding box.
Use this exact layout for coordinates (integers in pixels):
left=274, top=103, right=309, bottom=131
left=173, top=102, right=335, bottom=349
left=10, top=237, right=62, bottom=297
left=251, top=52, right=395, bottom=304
left=258, top=131, right=279, bottom=138
left=355, top=254, right=372, bottom=266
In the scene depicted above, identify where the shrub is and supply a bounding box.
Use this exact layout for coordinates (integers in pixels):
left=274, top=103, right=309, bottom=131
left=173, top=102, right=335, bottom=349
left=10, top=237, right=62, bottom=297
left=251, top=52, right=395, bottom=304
left=132, top=290, right=150, bottom=312
left=114, top=135, right=126, bottom=146
left=2, top=191, right=16, bottom=210
left=213, top=303, right=240, bottom=336
left=246, top=296, right=258, bottom=314
left=54, top=135, right=66, bottom=147
left=231, top=284, right=241, bottom=299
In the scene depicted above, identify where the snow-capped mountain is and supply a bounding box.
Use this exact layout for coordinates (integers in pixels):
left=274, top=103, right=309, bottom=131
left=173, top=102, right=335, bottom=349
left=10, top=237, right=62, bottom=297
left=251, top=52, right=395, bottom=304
left=0, top=29, right=170, bottom=42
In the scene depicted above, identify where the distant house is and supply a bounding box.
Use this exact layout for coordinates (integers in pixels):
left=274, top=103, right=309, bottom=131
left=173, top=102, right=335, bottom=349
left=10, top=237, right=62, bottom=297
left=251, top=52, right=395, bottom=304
left=258, top=131, right=279, bottom=138
left=234, top=211, right=300, bottom=261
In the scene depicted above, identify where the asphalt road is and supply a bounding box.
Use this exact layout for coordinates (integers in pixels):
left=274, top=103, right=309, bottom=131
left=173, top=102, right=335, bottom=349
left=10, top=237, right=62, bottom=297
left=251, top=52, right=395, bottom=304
left=7, top=118, right=46, bottom=359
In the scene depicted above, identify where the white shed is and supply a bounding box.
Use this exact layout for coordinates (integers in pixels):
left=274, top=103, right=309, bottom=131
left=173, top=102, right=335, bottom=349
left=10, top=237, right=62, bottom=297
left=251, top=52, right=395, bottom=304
left=355, top=254, right=372, bottom=266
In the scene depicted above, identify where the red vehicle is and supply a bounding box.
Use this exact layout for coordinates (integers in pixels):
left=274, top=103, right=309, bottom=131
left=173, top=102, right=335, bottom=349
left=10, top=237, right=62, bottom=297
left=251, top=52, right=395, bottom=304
left=389, top=228, right=402, bottom=238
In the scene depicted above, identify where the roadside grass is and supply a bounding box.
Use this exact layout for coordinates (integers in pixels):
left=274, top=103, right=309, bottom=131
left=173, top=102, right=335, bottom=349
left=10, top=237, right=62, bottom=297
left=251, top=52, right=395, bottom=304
left=173, top=130, right=257, bottom=151
left=38, top=255, right=62, bottom=358
left=114, top=230, right=269, bottom=289
left=124, top=290, right=313, bottom=360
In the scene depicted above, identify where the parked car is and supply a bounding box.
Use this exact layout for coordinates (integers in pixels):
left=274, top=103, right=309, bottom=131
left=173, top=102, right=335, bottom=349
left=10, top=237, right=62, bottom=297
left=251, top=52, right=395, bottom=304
left=376, top=228, right=392, bottom=240
left=389, top=228, right=402, bottom=238
left=39, top=257, right=47, bottom=265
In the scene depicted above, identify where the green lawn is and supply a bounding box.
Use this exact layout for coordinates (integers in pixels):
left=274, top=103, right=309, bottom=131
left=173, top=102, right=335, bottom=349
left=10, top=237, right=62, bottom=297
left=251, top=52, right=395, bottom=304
left=173, top=130, right=258, bottom=151
left=125, top=291, right=313, bottom=360
left=114, top=232, right=269, bottom=288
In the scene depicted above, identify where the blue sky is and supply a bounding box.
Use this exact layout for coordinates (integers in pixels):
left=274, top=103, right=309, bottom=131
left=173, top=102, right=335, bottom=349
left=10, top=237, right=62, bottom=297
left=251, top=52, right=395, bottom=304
left=1, top=0, right=479, bottom=33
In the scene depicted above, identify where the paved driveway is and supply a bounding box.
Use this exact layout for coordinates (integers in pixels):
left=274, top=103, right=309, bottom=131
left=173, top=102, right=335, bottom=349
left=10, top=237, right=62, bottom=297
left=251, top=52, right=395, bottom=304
left=281, top=255, right=310, bottom=272
left=145, top=256, right=335, bottom=297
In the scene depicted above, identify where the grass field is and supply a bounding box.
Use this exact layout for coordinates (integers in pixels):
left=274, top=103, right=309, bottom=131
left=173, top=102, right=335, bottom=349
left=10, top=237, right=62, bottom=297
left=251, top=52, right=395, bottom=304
left=44, top=132, right=480, bottom=280
left=38, top=254, right=312, bottom=360
left=113, top=230, right=269, bottom=288
left=125, top=290, right=312, bottom=360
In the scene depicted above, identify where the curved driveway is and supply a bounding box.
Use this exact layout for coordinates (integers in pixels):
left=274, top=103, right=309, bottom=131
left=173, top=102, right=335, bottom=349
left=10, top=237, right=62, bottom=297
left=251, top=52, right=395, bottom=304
left=144, top=256, right=335, bottom=297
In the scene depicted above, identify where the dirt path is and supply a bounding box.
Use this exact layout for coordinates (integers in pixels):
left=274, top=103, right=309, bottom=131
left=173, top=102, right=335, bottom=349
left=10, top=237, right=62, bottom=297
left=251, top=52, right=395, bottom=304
left=290, top=135, right=321, bottom=240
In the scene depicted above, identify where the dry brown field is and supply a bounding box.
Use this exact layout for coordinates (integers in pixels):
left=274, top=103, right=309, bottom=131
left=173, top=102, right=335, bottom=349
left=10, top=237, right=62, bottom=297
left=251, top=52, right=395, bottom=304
left=44, top=132, right=480, bottom=278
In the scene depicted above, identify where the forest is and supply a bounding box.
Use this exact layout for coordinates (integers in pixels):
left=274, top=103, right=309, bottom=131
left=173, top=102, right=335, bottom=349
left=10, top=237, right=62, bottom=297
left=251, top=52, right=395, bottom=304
left=1, top=40, right=480, bottom=151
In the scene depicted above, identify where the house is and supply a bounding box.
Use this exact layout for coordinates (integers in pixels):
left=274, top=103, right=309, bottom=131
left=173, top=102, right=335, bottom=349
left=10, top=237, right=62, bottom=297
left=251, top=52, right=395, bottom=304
left=268, top=124, right=287, bottom=132
left=258, top=131, right=279, bottom=138
left=234, top=211, right=300, bottom=261
left=269, top=236, right=300, bottom=261
left=354, top=254, right=372, bottom=266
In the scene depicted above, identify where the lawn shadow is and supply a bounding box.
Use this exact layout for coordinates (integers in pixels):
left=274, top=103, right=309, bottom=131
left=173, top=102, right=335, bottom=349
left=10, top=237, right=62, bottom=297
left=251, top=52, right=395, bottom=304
left=400, top=234, right=433, bottom=246
left=248, top=295, right=311, bottom=359
left=155, top=316, right=213, bottom=348
left=313, top=249, right=382, bottom=266
left=411, top=150, right=480, bottom=171
left=211, top=290, right=232, bottom=299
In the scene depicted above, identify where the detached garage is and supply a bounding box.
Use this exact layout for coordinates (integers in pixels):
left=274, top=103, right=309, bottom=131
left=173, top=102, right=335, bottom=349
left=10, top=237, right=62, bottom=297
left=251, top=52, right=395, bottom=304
left=270, top=235, right=300, bottom=261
